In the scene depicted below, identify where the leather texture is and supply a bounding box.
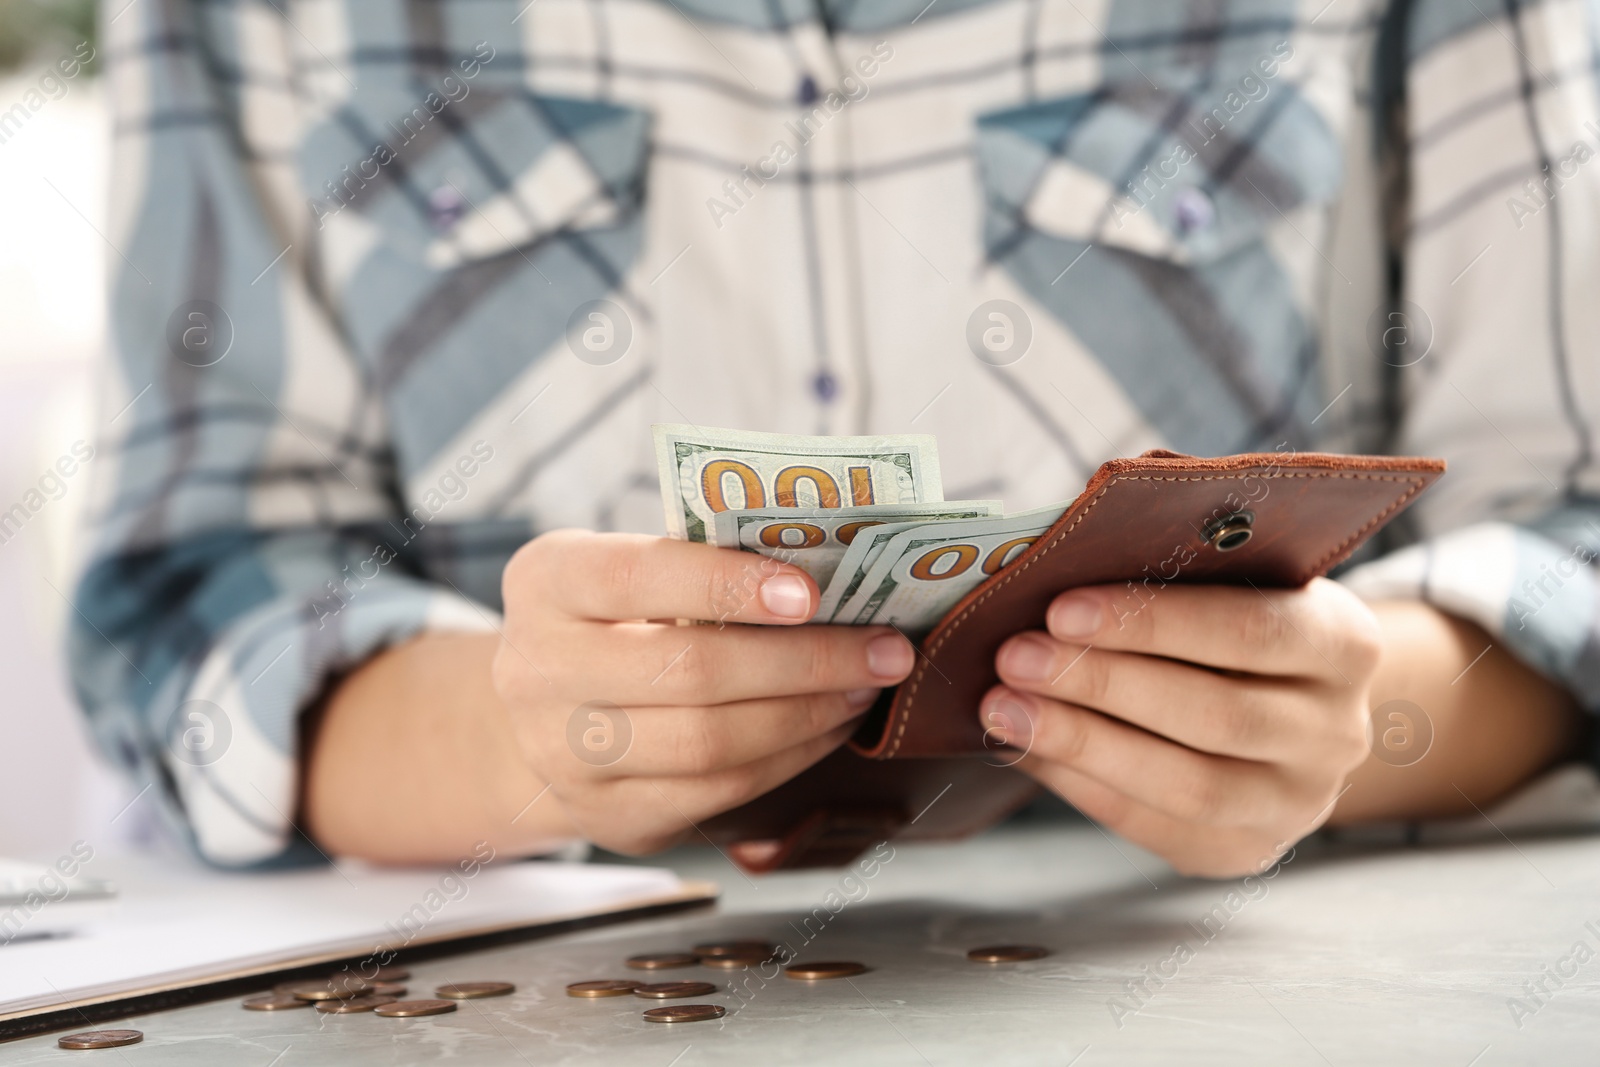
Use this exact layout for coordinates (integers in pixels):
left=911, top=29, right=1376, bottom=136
left=708, top=450, right=1445, bottom=871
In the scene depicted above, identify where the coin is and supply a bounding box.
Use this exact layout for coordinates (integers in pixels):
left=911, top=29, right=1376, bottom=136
left=699, top=954, right=768, bottom=970
left=566, top=980, right=640, bottom=998
left=643, top=1004, right=726, bottom=1023
left=370, top=981, right=408, bottom=997
left=374, top=966, right=411, bottom=981
left=374, top=999, right=459, bottom=1017
left=693, top=940, right=777, bottom=959
left=242, top=994, right=312, bottom=1011
left=784, top=961, right=867, bottom=980
left=285, top=977, right=373, bottom=1001
left=633, top=980, right=717, bottom=999
left=57, top=1030, right=144, bottom=1049
left=436, top=981, right=515, bottom=999
left=316, top=994, right=398, bottom=1014
left=966, top=945, right=1050, bottom=963
left=625, top=952, right=699, bottom=970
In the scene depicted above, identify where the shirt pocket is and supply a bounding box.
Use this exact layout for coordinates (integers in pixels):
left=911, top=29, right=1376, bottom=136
left=974, top=79, right=1342, bottom=265
left=317, top=88, right=651, bottom=270
left=299, top=88, right=652, bottom=477
left=422, top=92, right=650, bottom=271
left=972, top=77, right=1345, bottom=454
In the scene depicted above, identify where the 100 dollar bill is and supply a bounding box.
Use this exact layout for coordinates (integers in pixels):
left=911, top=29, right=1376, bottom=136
left=653, top=424, right=944, bottom=542
left=835, top=505, right=1066, bottom=636
left=817, top=517, right=955, bottom=621
left=714, top=501, right=1002, bottom=591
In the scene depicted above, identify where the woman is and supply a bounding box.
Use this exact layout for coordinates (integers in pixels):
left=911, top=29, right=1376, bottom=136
left=72, top=0, right=1596, bottom=875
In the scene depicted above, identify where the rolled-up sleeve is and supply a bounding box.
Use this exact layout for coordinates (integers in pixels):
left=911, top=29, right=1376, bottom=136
left=1340, top=0, right=1600, bottom=716
left=71, top=0, right=494, bottom=866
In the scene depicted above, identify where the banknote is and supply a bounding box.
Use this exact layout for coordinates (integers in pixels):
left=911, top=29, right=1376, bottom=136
left=816, top=517, right=953, bottom=622
left=714, top=501, right=1002, bottom=592
left=834, top=505, right=1066, bottom=636
left=653, top=424, right=944, bottom=542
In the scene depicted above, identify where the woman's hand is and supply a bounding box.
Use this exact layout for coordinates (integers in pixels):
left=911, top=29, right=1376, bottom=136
left=493, top=530, right=916, bottom=854
left=984, top=578, right=1384, bottom=877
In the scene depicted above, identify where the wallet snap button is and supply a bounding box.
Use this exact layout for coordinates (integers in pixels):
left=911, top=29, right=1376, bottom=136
left=1203, top=509, right=1255, bottom=552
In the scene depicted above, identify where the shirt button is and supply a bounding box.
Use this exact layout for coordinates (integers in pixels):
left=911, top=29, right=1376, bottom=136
left=428, top=184, right=467, bottom=230
left=812, top=371, right=838, bottom=403
left=797, top=75, right=819, bottom=105
left=1173, top=186, right=1215, bottom=235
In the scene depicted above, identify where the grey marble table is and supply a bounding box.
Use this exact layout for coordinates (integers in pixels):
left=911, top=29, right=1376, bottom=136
left=8, top=810, right=1600, bottom=1065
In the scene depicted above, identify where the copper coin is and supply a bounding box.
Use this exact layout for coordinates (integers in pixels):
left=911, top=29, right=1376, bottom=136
left=242, top=994, right=312, bottom=1011
left=626, top=952, right=699, bottom=970
left=57, top=1030, right=144, bottom=1050
left=436, top=981, right=515, bottom=999
left=633, top=980, right=717, bottom=999
left=369, top=981, right=408, bottom=997
left=373, top=999, right=459, bottom=1017
left=374, top=966, right=411, bottom=981
left=699, top=954, right=768, bottom=970
left=784, top=961, right=867, bottom=981
left=693, top=940, right=777, bottom=959
left=566, top=980, right=640, bottom=998
left=285, top=977, right=373, bottom=1001
left=316, top=994, right=398, bottom=1014
left=966, top=945, right=1050, bottom=963
left=643, top=1004, right=726, bottom=1023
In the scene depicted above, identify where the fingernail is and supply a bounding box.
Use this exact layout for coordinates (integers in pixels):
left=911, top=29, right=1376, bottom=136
left=760, top=574, right=812, bottom=619
left=1050, top=592, right=1103, bottom=640
left=866, top=633, right=915, bottom=680
left=980, top=693, right=1033, bottom=746
left=1000, top=635, right=1054, bottom=682
left=844, top=687, right=880, bottom=709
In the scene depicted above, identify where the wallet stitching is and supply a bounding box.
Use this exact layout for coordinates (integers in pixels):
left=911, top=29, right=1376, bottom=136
left=888, top=481, right=1113, bottom=758
left=1304, top=475, right=1430, bottom=578
left=887, top=470, right=1429, bottom=758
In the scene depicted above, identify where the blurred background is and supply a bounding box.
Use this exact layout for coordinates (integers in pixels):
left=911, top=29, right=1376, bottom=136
left=0, top=0, right=137, bottom=858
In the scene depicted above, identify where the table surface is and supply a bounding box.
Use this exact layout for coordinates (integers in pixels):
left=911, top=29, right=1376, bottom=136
left=7, top=810, right=1600, bottom=1065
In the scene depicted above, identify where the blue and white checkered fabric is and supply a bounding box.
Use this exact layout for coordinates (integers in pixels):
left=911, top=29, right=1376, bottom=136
left=72, top=0, right=1600, bottom=864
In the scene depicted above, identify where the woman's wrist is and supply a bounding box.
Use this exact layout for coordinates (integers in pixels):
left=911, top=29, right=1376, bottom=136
left=1330, top=600, right=1585, bottom=825
left=302, top=631, right=583, bottom=863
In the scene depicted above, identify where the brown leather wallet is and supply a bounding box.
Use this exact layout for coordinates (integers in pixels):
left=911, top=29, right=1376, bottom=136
left=701, top=449, right=1446, bottom=873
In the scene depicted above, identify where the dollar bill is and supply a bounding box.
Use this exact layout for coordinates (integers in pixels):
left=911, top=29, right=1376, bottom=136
left=816, top=517, right=951, bottom=622
left=834, top=505, right=1066, bottom=636
left=714, top=501, right=1002, bottom=592
left=653, top=424, right=944, bottom=542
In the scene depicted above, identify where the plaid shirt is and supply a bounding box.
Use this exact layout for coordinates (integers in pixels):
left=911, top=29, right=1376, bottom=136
left=74, top=0, right=1600, bottom=865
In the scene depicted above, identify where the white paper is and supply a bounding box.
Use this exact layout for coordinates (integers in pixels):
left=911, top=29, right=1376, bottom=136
left=0, top=851, right=704, bottom=1019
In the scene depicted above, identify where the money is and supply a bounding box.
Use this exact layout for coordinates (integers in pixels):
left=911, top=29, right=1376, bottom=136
left=242, top=994, right=311, bottom=1011
left=653, top=424, right=944, bottom=542
left=652, top=425, right=1073, bottom=635
left=435, top=981, right=515, bottom=999
left=643, top=1004, right=726, bottom=1023
left=783, top=961, right=868, bottom=980
left=966, top=945, right=1051, bottom=962
left=57, top=1031, right=143, bottom=1049
left=693, top=940, right=779, bottom=959
left=633, top=980, right=718, bottom=999
left=713, top=501, right=1001, bottom=591
left=373, top=999, right=458, bottom=1017
left=283, top=977, right=372, bottom=1001
left=567, top=980, right=641, bottom=998
left=818, top=517, right=960, bottom=621
left=833, top=506, right=1064, bottom=636
left=626, top=952, right=698, bottom=970
left=316, top=994, right=397, bottom=1013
